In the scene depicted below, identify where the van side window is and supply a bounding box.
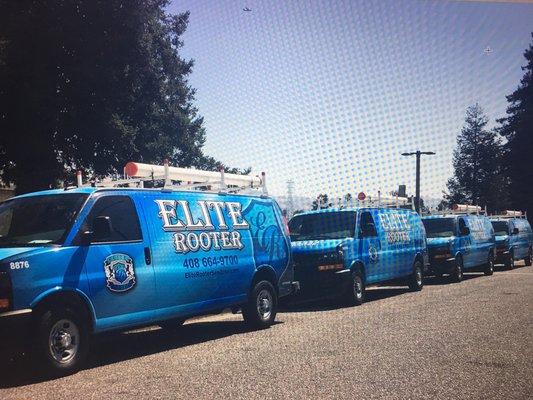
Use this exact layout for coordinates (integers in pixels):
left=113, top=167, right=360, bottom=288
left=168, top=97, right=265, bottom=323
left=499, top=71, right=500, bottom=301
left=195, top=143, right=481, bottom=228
left=458, top=218, right=466, bottom=235
left=83, top=196, right=142, bottom=243
left=360, top=212, right=377, bottom=237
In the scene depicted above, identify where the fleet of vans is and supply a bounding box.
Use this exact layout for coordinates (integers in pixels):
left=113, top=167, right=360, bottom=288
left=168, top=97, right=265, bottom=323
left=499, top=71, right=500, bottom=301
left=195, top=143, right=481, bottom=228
left=288, top=205, right=427, bottom=305
left=490, top=212, right=533, bottom=269
left=0, top=161, right=531, bottom=377
left=0, top=163, right=296, bottom=375
left=422, top=207, right=496, bottom=281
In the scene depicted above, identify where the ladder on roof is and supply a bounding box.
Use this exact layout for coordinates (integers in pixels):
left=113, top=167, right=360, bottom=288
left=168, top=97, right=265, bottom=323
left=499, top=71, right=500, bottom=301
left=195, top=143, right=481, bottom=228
left=431, top=204, right=487, bottom=216
left=488, top=210, right=527, bottom=219
left=333, top=191, right=413, bottom=210
left=75, top=160, right=268, bottom=195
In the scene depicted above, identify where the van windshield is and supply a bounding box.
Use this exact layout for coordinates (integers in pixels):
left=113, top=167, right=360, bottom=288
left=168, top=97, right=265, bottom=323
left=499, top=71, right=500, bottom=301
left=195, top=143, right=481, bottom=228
left=491, top=221, right=509, bottom=236
left=289, top=211, right=356, bottom=241
left=422, top=218, right=456, bottom=238
left=0, top=194, right=88, bottom=247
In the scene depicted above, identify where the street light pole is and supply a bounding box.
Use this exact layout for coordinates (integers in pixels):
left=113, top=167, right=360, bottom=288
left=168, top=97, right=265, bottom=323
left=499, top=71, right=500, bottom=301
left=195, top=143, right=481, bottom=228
left=401, top=150, right=435, bottom=213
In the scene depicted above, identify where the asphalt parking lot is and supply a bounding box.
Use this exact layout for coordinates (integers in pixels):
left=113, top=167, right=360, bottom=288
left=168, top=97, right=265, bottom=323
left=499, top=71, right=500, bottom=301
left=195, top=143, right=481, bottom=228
left=1, top=263, right=532, bottom=400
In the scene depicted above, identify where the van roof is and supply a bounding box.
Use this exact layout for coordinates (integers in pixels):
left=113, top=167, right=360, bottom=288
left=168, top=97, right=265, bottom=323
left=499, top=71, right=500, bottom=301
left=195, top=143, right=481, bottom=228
left=294, top=207, right=415, bottom=216
left=422, top=214, right=485, bottom=220
left=13, top=187, right=98, bottom=199
left=10, top=186, right=270, bottom=200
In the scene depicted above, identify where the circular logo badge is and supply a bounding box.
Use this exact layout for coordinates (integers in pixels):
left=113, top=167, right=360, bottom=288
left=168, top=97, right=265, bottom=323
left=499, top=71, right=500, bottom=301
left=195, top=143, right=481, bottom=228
left=368, top=246, right=378, bottom=263
left=104, top=253, right=136, bottom=293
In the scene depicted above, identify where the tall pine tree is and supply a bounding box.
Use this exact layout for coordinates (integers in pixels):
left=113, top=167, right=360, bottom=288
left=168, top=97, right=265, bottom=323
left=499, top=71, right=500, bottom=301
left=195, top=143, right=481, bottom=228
left=446, top=104, right=509, bottom=212
left=498, top=34, right=533, bottom=220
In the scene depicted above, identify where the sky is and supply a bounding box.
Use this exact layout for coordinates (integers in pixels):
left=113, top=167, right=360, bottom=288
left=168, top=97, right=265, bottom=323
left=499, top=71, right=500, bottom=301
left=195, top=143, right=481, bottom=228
left=168, top=0, right=533, bottom=205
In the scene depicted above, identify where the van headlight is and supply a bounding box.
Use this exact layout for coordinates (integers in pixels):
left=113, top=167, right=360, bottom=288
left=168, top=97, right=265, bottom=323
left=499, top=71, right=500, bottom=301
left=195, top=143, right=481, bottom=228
left=336, top=244, right=344, bottom=260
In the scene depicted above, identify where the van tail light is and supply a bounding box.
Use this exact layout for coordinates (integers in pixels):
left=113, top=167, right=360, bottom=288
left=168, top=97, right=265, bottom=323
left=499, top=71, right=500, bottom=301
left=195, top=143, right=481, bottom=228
left=0, top=272, right=12, bottom=312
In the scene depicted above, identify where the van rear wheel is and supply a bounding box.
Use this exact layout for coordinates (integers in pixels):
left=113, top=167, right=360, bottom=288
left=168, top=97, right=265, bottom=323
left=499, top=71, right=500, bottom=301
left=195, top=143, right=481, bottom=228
left=242, top=280, right=277, bottom=329
left=408, top=260, right=424, bottom=291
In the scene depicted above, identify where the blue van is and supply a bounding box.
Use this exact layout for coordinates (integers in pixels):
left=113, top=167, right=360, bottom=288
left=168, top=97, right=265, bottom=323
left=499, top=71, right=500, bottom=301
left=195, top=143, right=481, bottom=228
left=490, top=216, right=533, bottom=269
left=288, top=207, right=428, bottom=305
left=0, top=184, right=295, bottom=375
left=422, top=213, right=495, bottom=281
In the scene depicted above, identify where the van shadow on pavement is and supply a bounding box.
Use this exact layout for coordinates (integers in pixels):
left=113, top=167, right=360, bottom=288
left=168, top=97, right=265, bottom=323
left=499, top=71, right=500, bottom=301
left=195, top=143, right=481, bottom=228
left=423, top=272, right=486, bottom=286
left=0, top=319, right=281, bottom=388
left=279, top=286, right=412, bottom=313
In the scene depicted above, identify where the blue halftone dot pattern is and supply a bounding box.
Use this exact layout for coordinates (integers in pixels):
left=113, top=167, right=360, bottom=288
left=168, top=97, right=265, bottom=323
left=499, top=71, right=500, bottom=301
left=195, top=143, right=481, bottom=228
left=169, top=0, right=533, bottom=205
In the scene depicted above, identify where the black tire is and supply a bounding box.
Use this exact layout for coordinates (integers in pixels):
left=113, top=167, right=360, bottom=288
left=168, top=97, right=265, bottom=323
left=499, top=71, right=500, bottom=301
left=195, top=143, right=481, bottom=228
left=524, top=248, right=532, bottom=267
left=408, top=260, right=424, bottom=291
left=242, top=280, right=277, bottom=329
left=484, top=253, right=494, bottom=276
left=450, top=256, right=464, bottom=283
left=34, top=305, right=90, bottom=377
left=344, top=269, right=365, bottom=306
left=505, top=250, right=515, bottom=270
left=159, top=318, right=186, bottom=331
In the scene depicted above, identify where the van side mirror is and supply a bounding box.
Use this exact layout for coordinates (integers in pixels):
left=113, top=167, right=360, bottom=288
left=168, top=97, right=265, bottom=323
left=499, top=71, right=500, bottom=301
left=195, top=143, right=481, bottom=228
left=512, top=227, right=519, bottom=235
left=361, top=223, right=376, bottom=238
left=460, top=226, right=470, bottom=236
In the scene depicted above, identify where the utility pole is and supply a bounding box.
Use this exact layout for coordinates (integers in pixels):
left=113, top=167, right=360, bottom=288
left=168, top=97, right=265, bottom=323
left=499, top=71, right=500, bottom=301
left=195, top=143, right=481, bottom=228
left=286, top=180, right=294, bottom=218
left=401, top=150, right=435, bottom=213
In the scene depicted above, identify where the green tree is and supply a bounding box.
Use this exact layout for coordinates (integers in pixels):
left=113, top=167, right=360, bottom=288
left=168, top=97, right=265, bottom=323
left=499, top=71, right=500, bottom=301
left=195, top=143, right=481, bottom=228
left=497, top=34, right=533, bottom=219
left=0, top=0, right=242, bottom=193
left=312, top=194, right=332, bottom=210
left=445, top=104, right=509, bottom=212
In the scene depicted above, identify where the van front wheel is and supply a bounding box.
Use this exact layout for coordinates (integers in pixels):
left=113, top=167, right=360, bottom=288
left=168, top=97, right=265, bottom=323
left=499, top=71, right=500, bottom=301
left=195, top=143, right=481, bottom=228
left=408, top=260, right=424, bottom=291
left=524, top=248, right=532, bottom=267
left=484, top=254, right=494, bottom=276
left=450, top=256, right=464, bottom=283
left=242, top=280, right=277, bottom=329
left=506, top=250, right=515, bottom=270
left=35, top=306, right=90, bottom=377
left=344, top=270, right=365, bottom=306
left=159, top=318, right=186, bottom=331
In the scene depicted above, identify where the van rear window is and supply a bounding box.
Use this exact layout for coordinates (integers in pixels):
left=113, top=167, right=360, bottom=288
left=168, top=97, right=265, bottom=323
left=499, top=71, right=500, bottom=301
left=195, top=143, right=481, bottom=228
left=289, top=211, right=356, bottom=241
left=422, top=218, right=456, bottom=238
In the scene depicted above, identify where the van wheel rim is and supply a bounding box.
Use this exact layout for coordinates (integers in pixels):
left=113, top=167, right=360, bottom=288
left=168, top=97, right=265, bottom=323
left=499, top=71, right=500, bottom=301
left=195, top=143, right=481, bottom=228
left=415, top=267, right=422, bottom=286
left=354, top=276, right=363, bottom=299
left=257, top=289, right=273, bottom=321
left=49, top=319, right=80, bottom=364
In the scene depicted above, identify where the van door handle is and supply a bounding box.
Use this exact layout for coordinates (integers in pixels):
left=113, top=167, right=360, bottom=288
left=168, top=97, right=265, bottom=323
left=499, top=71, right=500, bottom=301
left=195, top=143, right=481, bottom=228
left=144, top=247, right=152, bottom=265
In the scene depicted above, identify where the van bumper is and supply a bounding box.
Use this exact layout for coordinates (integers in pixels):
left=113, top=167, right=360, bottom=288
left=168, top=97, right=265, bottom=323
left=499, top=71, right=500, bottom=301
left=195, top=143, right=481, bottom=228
left=426, top=257, right=456, bottom=276
left=495, top=248, right=510, bottom=264
left=0, top=309, right=32, bottom=350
